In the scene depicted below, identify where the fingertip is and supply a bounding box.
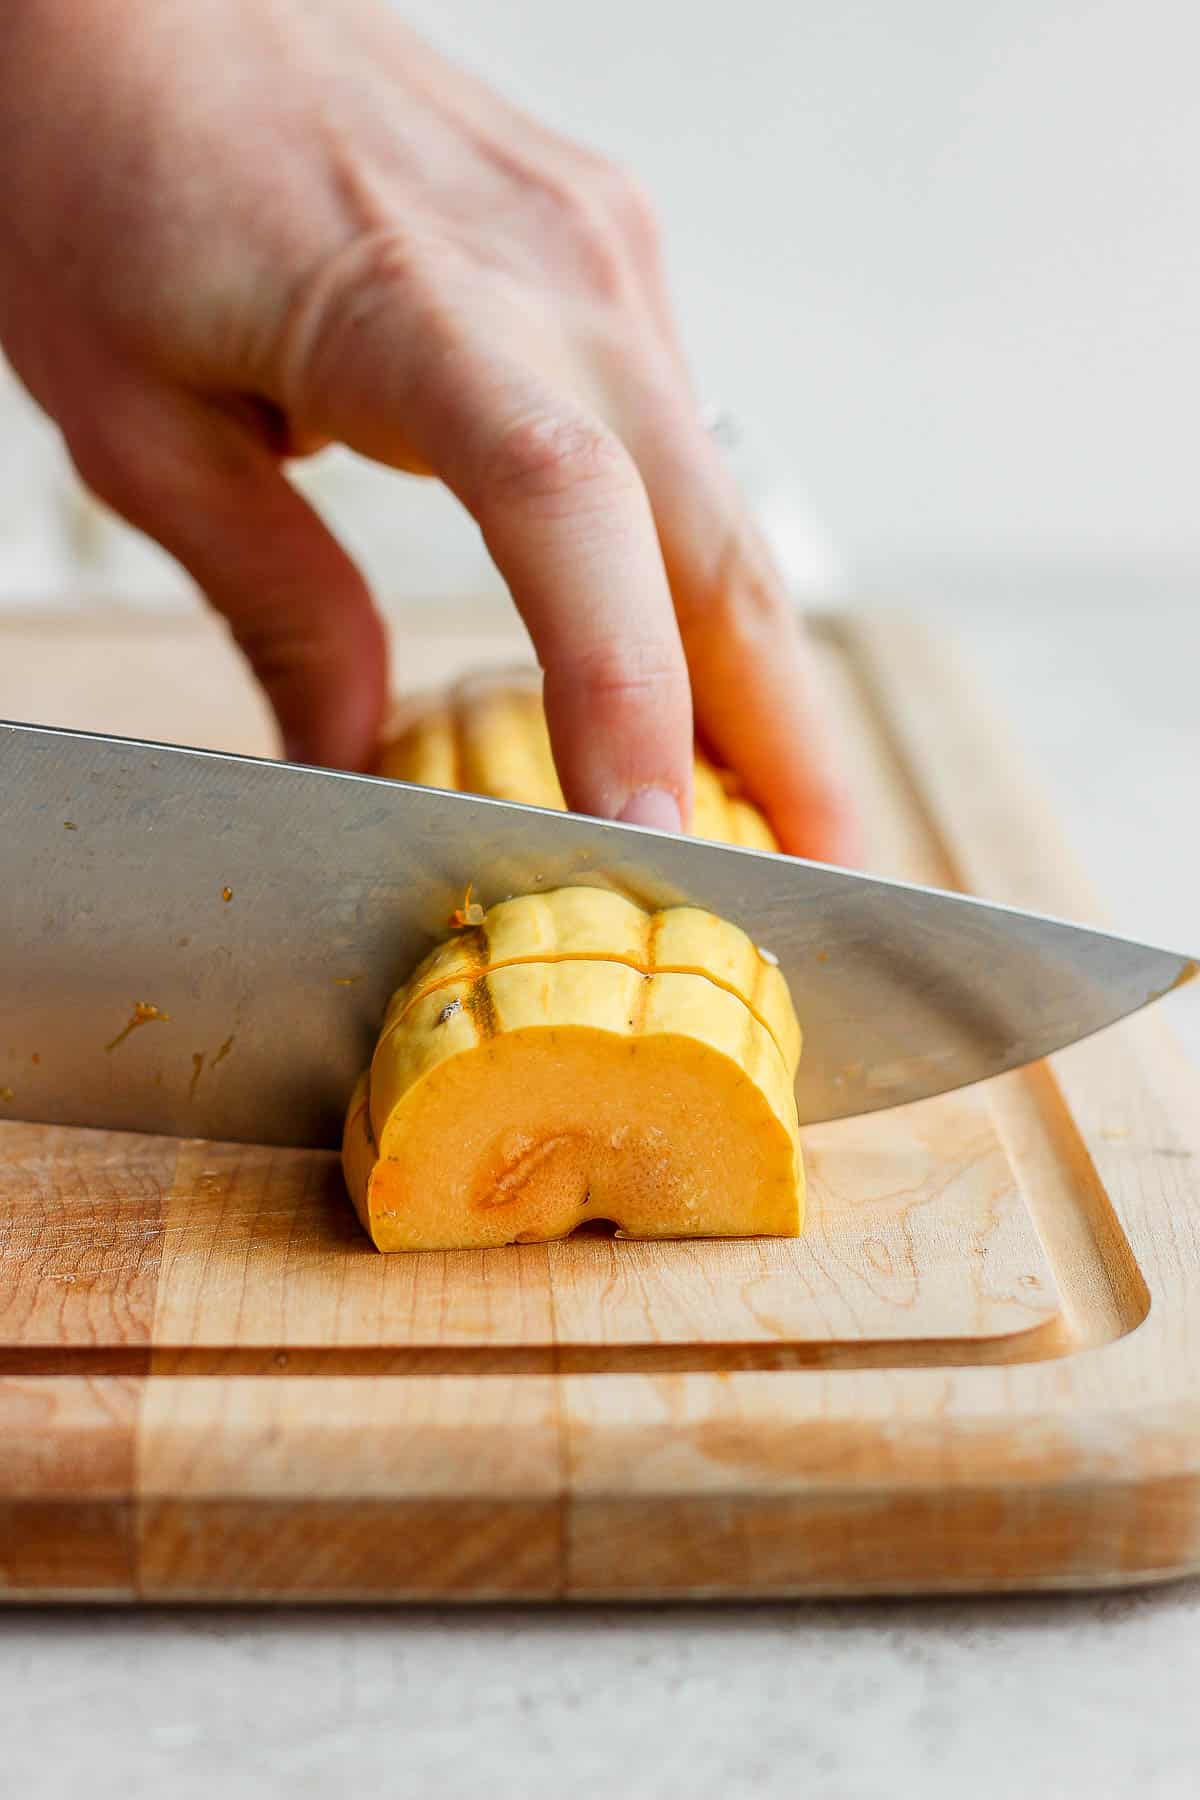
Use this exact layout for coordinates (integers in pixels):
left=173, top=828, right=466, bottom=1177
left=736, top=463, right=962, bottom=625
left=617, top=786, right=684, bottom=834
left=542, top=651, right=694, bottom=829
left=776, top=795, right=864, bottom=867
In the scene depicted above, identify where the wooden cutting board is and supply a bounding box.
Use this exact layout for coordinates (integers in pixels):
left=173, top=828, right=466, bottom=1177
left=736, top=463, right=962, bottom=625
left=2, top=604, right=1198, bottom=1602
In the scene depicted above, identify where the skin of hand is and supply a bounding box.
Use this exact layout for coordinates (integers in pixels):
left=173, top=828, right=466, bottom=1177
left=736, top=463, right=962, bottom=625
left=0, top=0, right=858, bottom=861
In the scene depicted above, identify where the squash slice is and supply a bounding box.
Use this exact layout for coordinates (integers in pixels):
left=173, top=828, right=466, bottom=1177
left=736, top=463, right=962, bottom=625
left=344, top=891, right=804, bottom=1253
left=343, top=679, right=804, bottom=1253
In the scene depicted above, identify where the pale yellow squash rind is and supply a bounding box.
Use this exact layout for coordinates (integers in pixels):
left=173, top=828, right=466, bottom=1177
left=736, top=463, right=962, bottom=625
left=378, top=888, right=801, bottom=1076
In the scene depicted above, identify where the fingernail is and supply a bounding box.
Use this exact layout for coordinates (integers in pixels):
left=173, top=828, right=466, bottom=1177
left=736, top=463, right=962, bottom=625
left=617, top=787, right=683, bottom=834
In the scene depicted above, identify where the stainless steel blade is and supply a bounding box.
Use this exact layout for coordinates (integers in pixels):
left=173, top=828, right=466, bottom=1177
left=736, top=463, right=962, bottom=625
left=2, top=719, right=1194, bottom=1146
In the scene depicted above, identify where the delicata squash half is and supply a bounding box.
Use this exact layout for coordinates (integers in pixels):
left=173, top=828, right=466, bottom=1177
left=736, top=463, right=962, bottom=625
left=342, top=679, right=805, bottom=1253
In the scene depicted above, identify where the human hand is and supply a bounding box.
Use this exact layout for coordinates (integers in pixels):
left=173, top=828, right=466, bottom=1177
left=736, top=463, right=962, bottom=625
left=0, top=0, right=857, bottom=860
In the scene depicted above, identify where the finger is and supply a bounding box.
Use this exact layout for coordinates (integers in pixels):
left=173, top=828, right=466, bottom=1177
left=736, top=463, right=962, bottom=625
left=66, top=386, right=387, bottom=770
left=468, top=405, right=693, bottom=831
left=286, top=271, right=693, bottom=826
left=630, top=404, right=861, bottom=863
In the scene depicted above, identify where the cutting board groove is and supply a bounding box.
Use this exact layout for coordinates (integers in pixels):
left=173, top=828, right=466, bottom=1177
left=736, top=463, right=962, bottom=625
left=1, top=604, right=1197, bottom=1601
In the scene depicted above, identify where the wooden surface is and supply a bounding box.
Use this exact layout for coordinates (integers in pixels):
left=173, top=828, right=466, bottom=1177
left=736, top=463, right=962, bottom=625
left=1, top=604, right=1198, bottom=1600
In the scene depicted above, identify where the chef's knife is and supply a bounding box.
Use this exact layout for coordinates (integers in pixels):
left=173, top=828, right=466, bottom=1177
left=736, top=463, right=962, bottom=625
left=1, top=718, right=1193, bottom=1147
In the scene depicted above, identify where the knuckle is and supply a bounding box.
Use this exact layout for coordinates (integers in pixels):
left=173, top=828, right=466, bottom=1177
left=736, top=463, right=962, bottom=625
left=334, top=230, right=431, bottom=311
left=547, top=162, right=643, bottom=302
left=676, top=528, right=792, bottom=646
left=568, top=213, right=631, bottom=304
left=600, top=162, right=662, bottom=257
left=279, top=228, right=446, bottom=418
left=569, top=637, right=687, bottom=710
left=479, top=412, right=637, bottom=516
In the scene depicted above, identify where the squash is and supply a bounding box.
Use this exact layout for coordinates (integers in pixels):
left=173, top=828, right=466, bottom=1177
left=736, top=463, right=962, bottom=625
left=342, top=678, right=804, bottom=1253
left=344, top=891, right=803, bottom=1253
left=377, top=672, right=779, bottom=849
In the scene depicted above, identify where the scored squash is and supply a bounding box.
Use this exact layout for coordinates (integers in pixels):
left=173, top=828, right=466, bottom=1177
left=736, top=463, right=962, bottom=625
left=342, top=677, right=805, bottom=1254
left=377, top=671, right=780, bottom=849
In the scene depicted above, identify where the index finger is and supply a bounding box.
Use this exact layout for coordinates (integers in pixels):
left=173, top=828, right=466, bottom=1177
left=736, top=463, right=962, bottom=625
left=282, top=269, right=693, bottom=829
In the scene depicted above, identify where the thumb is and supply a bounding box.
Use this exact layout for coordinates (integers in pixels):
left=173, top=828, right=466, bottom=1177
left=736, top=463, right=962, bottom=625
left=65, top=386, right=387, bottom=769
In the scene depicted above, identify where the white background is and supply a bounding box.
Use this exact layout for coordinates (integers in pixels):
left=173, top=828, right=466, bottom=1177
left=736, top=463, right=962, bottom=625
left=405, top=0, right=1200, bottom=563
left=2, top=0, right=1198, bottom=599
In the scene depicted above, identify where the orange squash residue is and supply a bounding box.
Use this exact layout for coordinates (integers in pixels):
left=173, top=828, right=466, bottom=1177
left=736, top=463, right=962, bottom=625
left=449, top=883, right=485, bottom=930
left=106, top=1001, right=171, bottom=1053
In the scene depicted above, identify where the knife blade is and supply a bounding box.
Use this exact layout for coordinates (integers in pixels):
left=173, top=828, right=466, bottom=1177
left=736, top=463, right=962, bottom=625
left=1, top=718, right=1193, bottom=1147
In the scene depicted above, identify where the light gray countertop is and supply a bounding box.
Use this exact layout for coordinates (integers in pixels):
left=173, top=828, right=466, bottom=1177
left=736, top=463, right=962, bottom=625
left=3, top=572, right=1199, bottom=1800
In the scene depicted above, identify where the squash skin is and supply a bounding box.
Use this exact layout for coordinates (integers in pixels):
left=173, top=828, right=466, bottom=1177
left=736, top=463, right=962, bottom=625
left=343, top=678, right=804, bottom=1253
left=377, top=887, right=801, bottom=1078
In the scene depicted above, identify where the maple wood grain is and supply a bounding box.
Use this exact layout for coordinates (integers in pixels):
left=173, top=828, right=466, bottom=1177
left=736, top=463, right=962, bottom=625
left=0, top=604, right=1197, bottom=1598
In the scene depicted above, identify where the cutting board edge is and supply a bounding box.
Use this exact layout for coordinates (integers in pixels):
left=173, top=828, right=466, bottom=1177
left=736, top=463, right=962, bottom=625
left=4, top=1368, right=1200, bottom=1601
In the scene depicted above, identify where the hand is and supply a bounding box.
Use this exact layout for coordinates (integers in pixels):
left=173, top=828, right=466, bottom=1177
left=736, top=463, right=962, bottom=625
left=0, top=0, right=857, bottom=860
